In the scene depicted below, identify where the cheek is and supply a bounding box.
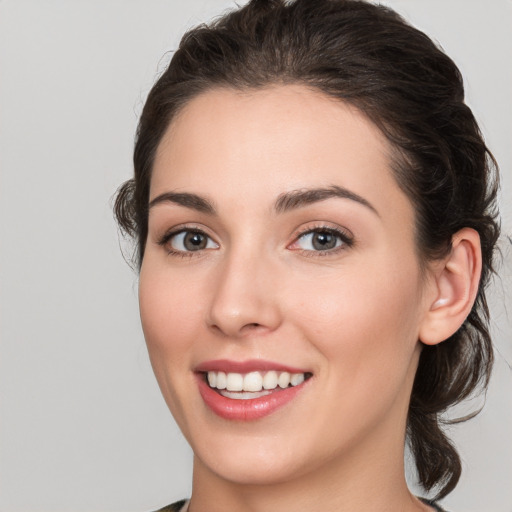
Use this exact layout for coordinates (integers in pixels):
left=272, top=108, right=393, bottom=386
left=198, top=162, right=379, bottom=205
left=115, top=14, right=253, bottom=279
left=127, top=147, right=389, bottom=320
left=286, top=258, right=424, bottom=442
left=288, top=256, right=423, bottom=371
left=138, top=261, right=210, bottom=433
left=138, top=261, right=206, bottom=368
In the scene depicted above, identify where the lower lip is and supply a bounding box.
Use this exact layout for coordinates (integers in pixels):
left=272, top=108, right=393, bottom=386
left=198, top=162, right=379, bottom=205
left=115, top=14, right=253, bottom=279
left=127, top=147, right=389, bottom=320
left=197, top=375, right=309, bottom=421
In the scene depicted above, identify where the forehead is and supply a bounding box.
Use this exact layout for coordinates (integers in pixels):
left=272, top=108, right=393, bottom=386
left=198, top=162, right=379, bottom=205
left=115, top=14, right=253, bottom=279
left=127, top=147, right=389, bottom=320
left=150, top=85, right=412, bottom=223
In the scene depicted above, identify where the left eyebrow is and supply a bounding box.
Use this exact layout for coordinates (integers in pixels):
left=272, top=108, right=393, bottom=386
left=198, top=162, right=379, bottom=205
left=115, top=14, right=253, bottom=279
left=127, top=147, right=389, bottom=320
left=274, top=185, right=379, bottom=216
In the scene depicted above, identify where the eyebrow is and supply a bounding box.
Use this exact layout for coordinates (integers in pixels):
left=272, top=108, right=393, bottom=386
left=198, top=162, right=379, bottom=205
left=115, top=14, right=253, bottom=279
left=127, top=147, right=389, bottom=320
left=148, top=192, right=216, bottom=214
left=275, top=185, right=379, bottom=216
left=148, top=185, right=379, bottom=217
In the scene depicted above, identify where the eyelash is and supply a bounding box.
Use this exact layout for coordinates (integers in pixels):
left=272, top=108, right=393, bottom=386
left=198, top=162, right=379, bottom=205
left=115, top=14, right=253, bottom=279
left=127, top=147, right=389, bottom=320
left=157, top=224, right=354, bottom=258
left=290, top=225, right=354, bottom=257
left=157, top=226, right=218, bottom=258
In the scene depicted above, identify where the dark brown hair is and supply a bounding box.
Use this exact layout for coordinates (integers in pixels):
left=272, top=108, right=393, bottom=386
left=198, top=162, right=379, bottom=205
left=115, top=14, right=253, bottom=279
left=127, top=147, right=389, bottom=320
left=114, top=0, right=500, bottom=499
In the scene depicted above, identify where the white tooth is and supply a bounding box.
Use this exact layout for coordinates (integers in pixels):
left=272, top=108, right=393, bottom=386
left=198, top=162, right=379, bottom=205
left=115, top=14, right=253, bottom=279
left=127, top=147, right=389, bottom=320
left=216, top=372, right=227, bottom=390
left=226, top=372, right=244, bottom=391
left=221, top=390, right=272, bottom=400
left=207, top=371, right=217, bottom=388
left=278, top=371, right=291, bottom=388
left=290, top=373, right=305, bottom=386
left=263, top=371, right=278, bottom=390
left=243, top=372, right=263, bottom=392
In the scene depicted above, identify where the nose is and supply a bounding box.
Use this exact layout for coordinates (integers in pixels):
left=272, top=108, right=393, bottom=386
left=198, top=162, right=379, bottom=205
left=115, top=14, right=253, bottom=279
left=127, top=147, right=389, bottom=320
left=206, top=250, right=282, bottom=338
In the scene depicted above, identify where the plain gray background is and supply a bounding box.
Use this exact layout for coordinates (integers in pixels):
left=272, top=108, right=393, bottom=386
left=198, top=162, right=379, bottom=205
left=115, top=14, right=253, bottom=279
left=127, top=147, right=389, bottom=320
left=0, top=1, right=510, bottom=511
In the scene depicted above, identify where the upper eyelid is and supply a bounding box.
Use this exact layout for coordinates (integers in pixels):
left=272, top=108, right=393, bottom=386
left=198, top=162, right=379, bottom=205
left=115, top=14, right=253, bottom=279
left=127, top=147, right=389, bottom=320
left=156, top=224, right=216, bottom=243
left=292, top=223, right=354, bottom=240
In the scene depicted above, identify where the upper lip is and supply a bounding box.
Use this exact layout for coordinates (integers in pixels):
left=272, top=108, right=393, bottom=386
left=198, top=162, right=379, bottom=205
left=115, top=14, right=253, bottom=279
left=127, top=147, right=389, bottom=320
left=194, top=359, right=310, bottom=374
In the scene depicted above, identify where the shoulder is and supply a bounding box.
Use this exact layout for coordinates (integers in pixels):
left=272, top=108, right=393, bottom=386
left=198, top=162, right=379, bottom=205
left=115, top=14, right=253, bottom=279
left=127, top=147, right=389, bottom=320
left=151, top=499, right=188, bottom=512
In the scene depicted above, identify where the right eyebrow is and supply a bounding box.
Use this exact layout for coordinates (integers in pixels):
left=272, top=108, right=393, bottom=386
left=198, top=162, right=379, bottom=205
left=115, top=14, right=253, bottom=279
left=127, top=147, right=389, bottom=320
left=148, top=192, right=216, bottom=215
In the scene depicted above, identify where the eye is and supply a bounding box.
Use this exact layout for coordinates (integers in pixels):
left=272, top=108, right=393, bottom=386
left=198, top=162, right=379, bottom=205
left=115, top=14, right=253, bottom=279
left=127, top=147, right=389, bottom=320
left=290, top=227, right=353, bottom=253
left=161, top=229, right=219, bottom=254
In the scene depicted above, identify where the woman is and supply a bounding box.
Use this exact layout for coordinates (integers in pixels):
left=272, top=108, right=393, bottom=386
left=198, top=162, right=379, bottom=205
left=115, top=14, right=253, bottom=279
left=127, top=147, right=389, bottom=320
left=114, top=1, right=500, bottom=511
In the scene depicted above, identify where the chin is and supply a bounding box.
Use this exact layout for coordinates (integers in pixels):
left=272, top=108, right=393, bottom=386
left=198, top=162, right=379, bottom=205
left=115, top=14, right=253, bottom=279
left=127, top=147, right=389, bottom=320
left=187, top=417, right=335, bottom=488
left=196, top=446, right=310, bottom=486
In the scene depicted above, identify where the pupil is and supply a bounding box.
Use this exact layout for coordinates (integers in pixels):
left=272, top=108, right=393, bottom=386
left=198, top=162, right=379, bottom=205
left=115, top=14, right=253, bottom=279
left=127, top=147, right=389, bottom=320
left=313, top=232, right=335, bottom=250
left=184, top=232, right=206, bottom=251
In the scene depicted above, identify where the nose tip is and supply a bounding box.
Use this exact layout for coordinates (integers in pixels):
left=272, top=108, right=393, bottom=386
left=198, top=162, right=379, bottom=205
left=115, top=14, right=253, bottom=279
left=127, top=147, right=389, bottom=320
left=208, top=298, right=281, bottom=339
left=209, top=316, right=273, bottom=339
left=206, top=258, right=282, bottom=338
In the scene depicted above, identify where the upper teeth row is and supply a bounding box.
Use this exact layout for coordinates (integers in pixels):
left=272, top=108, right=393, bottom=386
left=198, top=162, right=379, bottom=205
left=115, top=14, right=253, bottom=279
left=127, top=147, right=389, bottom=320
left=207, top=371, right=305, bottom=392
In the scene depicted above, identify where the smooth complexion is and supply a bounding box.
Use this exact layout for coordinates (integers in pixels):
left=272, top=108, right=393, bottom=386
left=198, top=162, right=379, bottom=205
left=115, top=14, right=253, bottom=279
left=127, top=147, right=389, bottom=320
left=139, top=85, right=466, bottom=512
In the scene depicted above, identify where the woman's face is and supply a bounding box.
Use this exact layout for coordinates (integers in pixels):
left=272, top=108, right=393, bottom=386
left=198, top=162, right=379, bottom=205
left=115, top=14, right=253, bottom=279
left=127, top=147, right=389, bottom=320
left=139, top=85, right=434, bottom=485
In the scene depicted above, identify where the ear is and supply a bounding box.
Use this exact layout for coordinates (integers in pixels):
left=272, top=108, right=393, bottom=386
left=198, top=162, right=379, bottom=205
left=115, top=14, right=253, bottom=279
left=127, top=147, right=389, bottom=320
left=419, top=228, right=482, bottom=346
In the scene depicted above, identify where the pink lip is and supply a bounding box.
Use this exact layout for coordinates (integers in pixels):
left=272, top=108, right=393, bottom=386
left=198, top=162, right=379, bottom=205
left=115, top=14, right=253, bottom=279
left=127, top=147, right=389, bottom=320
left=194, top=359, right=312, bottom=421
left=196, top=375, right=309, bottom=421
left=194, top=359, right=308, bottom=374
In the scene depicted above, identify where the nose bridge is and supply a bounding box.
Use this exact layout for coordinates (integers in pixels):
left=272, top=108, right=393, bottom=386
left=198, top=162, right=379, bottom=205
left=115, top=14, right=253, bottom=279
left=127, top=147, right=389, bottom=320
left=207, top=243, right=281, bottom=337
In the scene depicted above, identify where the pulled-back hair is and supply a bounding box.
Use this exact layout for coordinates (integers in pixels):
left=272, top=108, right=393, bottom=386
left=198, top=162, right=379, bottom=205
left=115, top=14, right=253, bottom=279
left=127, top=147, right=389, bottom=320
left=114, top=0, right=500, bottom=499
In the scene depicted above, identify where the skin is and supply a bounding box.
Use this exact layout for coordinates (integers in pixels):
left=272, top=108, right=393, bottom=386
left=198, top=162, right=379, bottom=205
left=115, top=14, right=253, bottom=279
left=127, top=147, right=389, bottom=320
left=139, top=85, right=452, bottom=512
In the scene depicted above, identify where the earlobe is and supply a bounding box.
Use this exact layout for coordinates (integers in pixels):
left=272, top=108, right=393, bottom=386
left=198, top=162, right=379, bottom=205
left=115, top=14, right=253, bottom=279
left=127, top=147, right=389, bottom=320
left=419, top=228, right=482, bottom=346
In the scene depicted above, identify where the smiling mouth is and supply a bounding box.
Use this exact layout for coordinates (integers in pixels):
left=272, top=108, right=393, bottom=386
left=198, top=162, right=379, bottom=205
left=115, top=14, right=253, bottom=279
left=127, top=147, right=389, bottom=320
left=203, top=370, right=313, bottom=400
